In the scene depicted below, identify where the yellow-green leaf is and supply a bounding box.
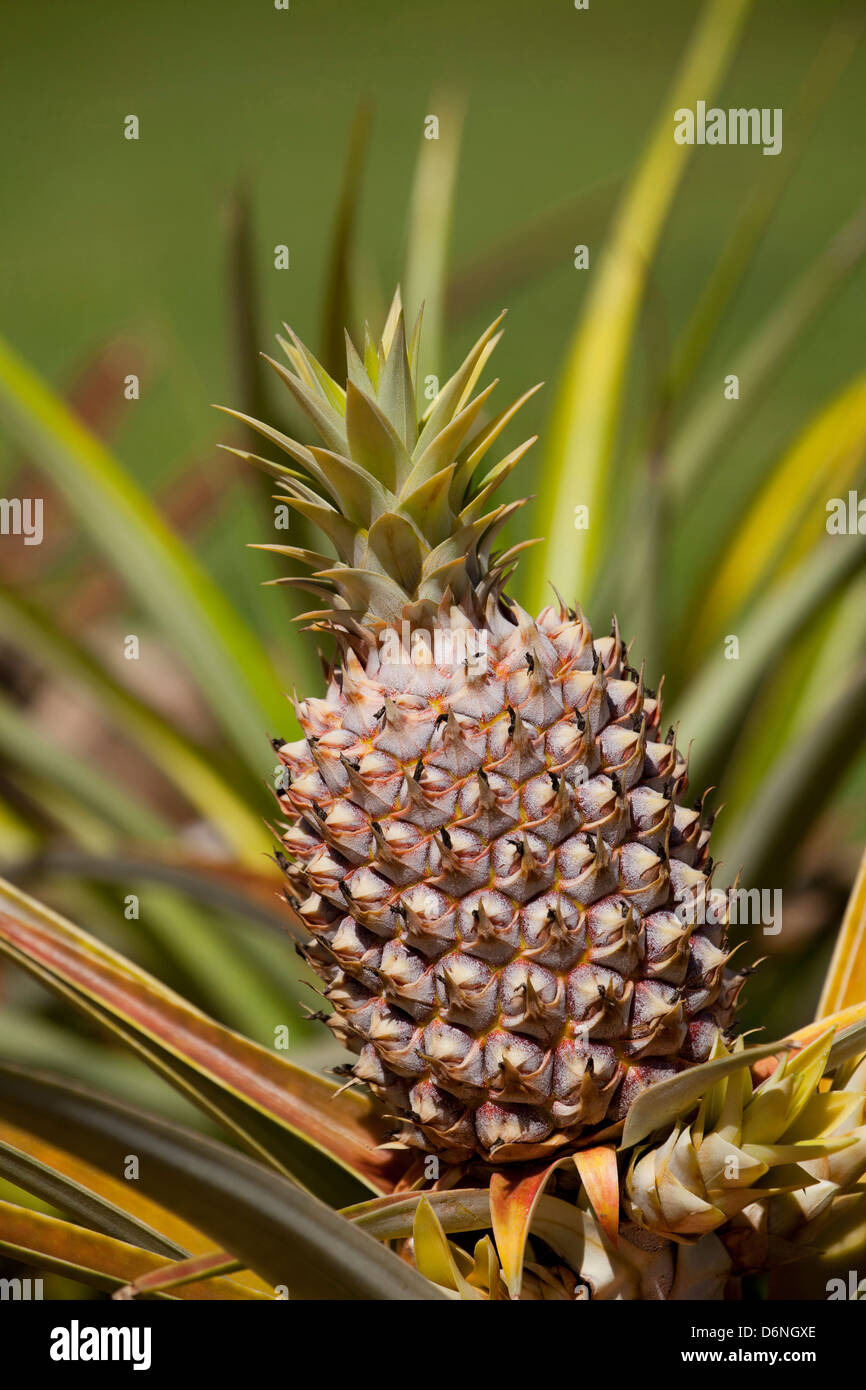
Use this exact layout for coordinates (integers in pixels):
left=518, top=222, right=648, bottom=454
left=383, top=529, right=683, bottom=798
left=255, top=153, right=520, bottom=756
left=526, top=0, right=752, bottom=610
left=818, top=845, right=866, bottom=1020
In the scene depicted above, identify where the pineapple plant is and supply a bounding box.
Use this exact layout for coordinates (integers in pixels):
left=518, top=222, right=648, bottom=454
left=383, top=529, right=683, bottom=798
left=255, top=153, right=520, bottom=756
left=0, top=1, right=865, bottom=1303
left=245, top=292, right=747, bottom=1166
left=0, top=293, right=864, bottom=1300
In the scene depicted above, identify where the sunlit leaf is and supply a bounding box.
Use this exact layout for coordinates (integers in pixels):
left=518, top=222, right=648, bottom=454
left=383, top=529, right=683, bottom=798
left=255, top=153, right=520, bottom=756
left=818, top=846, right=866, bottom=1020
left=573, top=1145, right=621, bottom=1248
left=751, top=1002, right=866, bottom=1082
left=489, top=1162, right=561, bottom=1299
left=690, top=370, right=866, bottom=645
left=412, top=1196, right=478, bottom=1299
left=345, top=1187, right=491, bottom=1240
left=621, top=1039, right=787, bottom=1149
left=0, top=1200, right=264, bottom=1299
left=0, top=1008, right=199, bottom=1122
left=0, top=1115, right=219, bottom=1258
left=526, top=0, right=752, bottom=611
left=0, top=740, right=295, bottom=1041
left=0, top=932, right=329, bottom=1187
left=826, top=1015, right=866, bottom=1071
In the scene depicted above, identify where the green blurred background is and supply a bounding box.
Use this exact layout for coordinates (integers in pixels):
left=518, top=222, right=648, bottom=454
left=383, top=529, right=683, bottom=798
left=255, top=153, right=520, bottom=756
left=3, top=0, right=863, bottom=501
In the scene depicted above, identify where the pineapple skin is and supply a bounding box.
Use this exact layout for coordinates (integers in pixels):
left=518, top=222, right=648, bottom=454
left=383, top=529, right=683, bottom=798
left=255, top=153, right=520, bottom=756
left=276, top=599, right=744, bottom=1163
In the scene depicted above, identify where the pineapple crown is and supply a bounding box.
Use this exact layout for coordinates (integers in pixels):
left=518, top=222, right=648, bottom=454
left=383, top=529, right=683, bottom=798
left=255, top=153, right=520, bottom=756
left=220, top=288, right=540, bottom=646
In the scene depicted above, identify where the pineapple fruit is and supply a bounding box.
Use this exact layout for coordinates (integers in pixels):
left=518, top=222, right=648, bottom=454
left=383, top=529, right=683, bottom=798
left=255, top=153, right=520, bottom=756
left=232, top=291, right=746, bottom=1164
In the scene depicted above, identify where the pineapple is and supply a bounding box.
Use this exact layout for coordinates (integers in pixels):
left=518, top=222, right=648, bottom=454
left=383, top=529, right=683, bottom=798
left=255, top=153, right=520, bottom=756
left=231, top=291, right=746, bottom=1164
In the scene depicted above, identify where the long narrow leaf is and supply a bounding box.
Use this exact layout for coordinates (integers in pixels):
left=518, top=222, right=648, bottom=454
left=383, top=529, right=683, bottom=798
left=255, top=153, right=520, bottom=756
left=346, top=1188, right=491, bottom=1240
left=572, top=1145, right=621, bottom=1248
left=119, top=886, right=298, bottom=1047
left=817, top=847, right=866, bottom=1020
left=0, top=724, right=295, bottom=1040
left=0, top=1200, right=264, bottom=1299
left=0, top=334, right=286, bottom=774
left=718, top=663, right=866, bottom=886
left=0, top=1007, right=213, bottom=1123
left=526, top=0, right=752, bottom=610
left=621, top=1039, right=788, bottom=1148
left=321, top=102, right=373, bottom=376
left=669, top=207, right=866, bottom=506
left=707, top=605, right=842, bottom=841
left=690, top=370, right=866, bottom=645
left=0, top=877, right=401, bottom=1194
left=16, top=845, right=288, bottom=936
left=0, top=585, right=268, bottom=860
left=413, top=1197, right=479, bottom=1299
left=670, top=533, right=866, bottom=792
left=404, top=91, right=463, bottom=387
left=0, top=1114, right=223, bottom=1259
left=113, top=1249, right=243, bottom=1300
left=347, top=1186, right=660, bottom=1300
left=0, top=1135, right=187, bottom=1257
left=667, top=19, right=863, bottom=402
left=0, top=1065, right=442, bottom=1299
left=0, top=693, right=166, bottom=841
left=0, top=930, right=329, bottom=1188
left=750, top=1002, right=866, bottom=1080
